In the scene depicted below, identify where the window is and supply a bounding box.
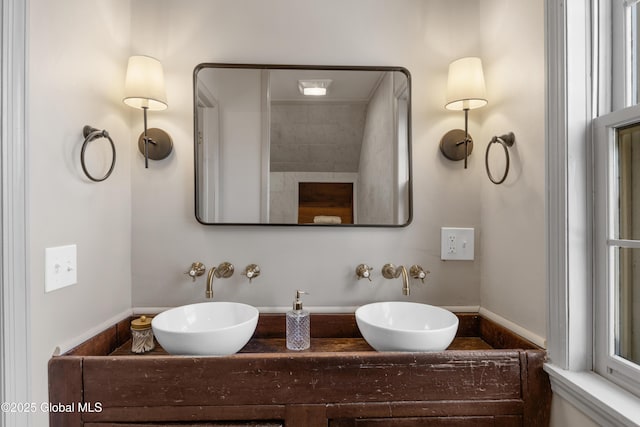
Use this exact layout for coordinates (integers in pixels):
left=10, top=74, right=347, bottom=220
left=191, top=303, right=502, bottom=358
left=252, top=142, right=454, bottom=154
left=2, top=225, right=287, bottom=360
left=594, top=107, right=640, bottom=396
left=594, top=0, right=640, bottom=399
left=610, top=0, right=640, bottom=110
left=615, top=126, right=640, bottom=368
left=546, top=0, right=640, bottom=424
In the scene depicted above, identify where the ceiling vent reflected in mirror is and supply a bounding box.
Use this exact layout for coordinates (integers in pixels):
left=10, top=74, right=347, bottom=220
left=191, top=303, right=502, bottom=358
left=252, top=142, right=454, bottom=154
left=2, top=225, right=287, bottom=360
left=298, top=79, right=332, bottom=96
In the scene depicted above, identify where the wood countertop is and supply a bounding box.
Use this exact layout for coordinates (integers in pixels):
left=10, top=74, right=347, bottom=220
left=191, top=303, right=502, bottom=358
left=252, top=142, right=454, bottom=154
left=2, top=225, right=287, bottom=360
left=64, top=312, right=539, bottom=358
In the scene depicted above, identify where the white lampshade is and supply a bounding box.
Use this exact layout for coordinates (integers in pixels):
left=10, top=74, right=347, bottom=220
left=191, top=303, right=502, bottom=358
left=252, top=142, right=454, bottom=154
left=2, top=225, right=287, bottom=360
left=123, top=55, right=168, bottom=111
left=445, top=57, right=487, bottom=111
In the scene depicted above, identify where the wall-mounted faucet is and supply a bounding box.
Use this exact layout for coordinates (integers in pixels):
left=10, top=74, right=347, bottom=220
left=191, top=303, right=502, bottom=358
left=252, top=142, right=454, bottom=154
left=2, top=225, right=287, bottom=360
left=355, top=264, right=373, bottom=281
left=242, top=264, right=261, bottom=283
left=382, top=264, right=410, bottom=296
left=205, top=262, right=234, bottom=299
left=359, top=263, right=429, bottom=295
left=409, top=265, right=430, bottom=283
left=185, top=262, right=206, bottom=282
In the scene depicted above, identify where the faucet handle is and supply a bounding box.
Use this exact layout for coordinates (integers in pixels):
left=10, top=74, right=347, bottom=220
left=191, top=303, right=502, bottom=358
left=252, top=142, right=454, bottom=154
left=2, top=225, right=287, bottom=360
left=355, top=264, right=373, bottom=281
left=214, top=262, right=234, bottom=279
left=185, top=262, right=206, bottom=282
left=410, top=265, right=430, bottom=284
left=242, top=264, right=261, bottom=283
left=382, top=263, right=399, bottom=279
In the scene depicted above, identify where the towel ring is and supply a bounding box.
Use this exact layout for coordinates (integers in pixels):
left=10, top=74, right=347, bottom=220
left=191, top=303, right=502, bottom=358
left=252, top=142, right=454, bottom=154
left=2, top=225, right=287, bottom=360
left=81, top=125, right=116, bottom=182
left=485, top=132, right=515, bottom=185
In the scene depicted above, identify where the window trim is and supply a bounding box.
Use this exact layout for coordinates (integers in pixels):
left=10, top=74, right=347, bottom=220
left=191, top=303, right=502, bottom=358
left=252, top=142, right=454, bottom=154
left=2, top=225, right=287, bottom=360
left=545, top=0, right=640, bottom=425
left=1, top=0, right=30, bottom=425
left=545, top=0, right=592, bottom=373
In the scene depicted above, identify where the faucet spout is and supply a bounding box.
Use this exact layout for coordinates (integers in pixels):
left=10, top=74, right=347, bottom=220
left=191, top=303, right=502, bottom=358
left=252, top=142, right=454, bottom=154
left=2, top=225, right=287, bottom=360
left=206, top=267, right=216, bottom=299
left=381, top=263, right=410, bottom=296
left=204, top=262, right=235, bottom=299
left=400, top=265, right=409, bottom=296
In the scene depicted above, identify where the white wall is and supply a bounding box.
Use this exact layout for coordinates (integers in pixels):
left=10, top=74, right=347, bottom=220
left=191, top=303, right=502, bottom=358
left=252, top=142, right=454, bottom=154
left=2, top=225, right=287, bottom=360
left=28, top=0, right=132, bottom=425
left=550, top=395, right=600, bottom=427
left=478, top=0, right=547, bottom=353
left=476, top=0, right=592, bottom=425
left=129, top=0, right=483, bottom=309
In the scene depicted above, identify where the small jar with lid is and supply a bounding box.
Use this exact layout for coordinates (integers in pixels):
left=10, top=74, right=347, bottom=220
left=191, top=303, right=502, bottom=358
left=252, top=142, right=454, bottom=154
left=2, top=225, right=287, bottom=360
left=130, top=315, right=155, bottom=354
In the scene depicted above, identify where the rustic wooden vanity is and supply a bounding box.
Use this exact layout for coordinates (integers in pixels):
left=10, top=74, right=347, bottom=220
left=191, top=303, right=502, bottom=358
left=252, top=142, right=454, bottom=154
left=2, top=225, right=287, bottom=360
left=49, top=313, right=551, bottom=427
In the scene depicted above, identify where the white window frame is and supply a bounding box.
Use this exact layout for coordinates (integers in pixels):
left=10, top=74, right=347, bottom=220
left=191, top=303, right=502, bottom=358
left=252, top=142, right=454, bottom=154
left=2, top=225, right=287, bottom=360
left=545, top=0, right=640, bottom=424
left=594, top=0, right=640, bottom=395
left=593, top=104, right=640, bottom=397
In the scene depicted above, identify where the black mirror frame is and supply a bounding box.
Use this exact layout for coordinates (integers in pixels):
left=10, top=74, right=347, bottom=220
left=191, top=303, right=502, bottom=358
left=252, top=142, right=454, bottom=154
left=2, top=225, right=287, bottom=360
left=193, top=63, right=413, bottom=227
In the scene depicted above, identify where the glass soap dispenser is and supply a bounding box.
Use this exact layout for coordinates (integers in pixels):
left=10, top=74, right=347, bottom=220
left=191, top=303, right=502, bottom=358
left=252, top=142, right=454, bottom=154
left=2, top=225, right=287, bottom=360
left=286, top=290, right=310, bottom=350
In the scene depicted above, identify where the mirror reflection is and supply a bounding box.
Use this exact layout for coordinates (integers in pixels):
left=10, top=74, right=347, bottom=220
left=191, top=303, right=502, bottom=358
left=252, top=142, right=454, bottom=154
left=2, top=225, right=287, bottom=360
left=194, top=64, right=412, bottom=226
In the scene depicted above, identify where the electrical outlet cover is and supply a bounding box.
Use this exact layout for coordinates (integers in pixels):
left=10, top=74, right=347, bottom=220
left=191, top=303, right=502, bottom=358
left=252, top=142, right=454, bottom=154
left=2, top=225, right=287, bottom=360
left=441, top=228, right=474, bottom=261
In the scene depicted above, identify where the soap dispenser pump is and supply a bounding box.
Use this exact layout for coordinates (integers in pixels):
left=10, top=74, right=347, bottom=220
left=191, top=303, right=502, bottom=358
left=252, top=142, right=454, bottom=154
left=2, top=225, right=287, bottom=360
left=286, top=290, right=310, bottom=350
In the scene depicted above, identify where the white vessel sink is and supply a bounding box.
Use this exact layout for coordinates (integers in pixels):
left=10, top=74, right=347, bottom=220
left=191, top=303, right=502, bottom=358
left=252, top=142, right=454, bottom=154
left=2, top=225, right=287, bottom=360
left=355, top=301, right=459, bottom=352
left=151, top=302, right=259, bottom=356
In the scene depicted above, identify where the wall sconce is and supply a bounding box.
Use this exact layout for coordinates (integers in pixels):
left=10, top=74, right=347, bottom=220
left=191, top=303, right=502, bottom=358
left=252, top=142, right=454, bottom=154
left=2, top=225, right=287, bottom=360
left=123, top=55, right=173, bottom=168
left=439, top=57, right=487, bottom=169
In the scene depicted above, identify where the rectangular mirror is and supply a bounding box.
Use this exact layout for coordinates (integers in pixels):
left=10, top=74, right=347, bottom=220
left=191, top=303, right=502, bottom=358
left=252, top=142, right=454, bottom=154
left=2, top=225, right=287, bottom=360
left=194, top=64, right=412, bottom=226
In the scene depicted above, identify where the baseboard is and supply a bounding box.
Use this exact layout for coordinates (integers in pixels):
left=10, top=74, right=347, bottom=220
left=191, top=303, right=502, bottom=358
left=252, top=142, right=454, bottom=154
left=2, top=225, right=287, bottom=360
left=52, top=308, right=133, bottom=356
left=478, top=307, right=547, bottom=348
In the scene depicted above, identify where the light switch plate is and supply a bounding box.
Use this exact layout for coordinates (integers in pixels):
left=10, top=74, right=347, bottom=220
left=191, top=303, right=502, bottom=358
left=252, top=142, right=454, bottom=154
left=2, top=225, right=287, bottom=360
left=45, top=244, right=77, bottom=292
left=441, top=227, right=475, bottom=260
